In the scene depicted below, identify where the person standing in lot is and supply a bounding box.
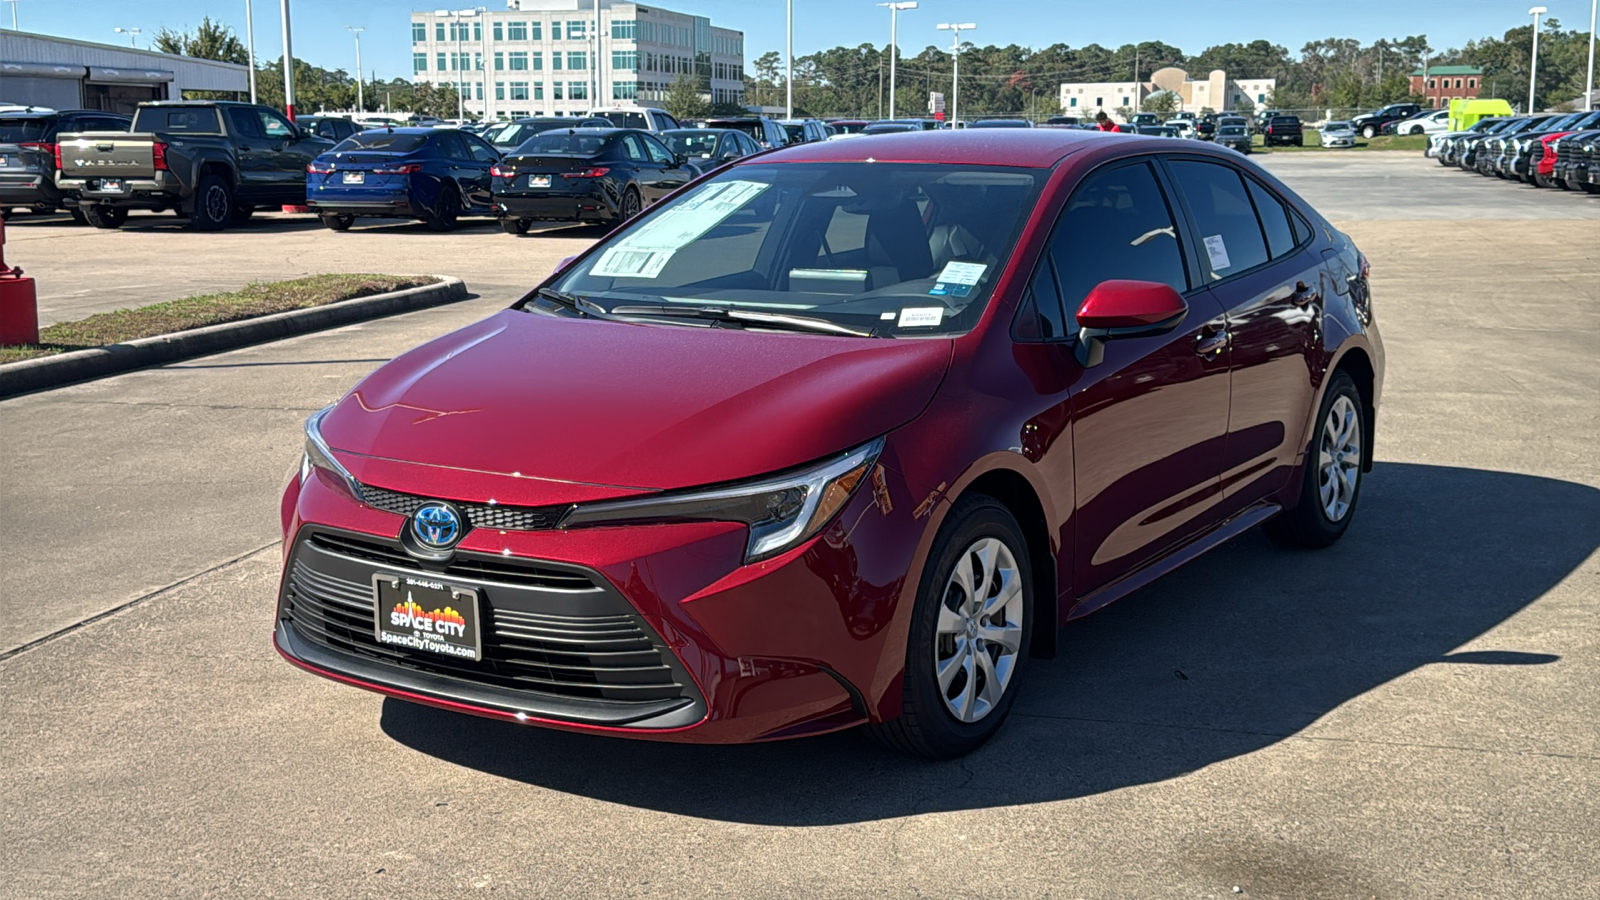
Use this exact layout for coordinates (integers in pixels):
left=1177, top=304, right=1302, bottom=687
left=1095, top=111, right=1119, bottom=132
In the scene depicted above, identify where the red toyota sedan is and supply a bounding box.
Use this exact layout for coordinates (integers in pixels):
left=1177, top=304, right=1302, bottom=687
left=276, top=130, right=1382, bottom=758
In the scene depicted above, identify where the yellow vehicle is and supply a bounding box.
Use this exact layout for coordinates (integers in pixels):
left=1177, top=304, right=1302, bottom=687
left=1448, top=98, right=1513, bottom=132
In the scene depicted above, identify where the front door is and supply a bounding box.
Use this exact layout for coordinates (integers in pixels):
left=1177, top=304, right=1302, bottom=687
left=1026, top=158, right=1232, bottom=602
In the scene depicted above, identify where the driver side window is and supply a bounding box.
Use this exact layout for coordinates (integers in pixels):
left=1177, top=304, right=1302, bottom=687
left=259, top=110, right=295, bottom=140
left=642, top=135, right=676, bottom=165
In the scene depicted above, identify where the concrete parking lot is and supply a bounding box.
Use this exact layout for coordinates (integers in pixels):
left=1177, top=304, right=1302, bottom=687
left=1, top=153, right=1596, bottom=898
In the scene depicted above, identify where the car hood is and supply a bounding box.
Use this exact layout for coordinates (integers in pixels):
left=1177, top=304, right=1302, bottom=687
left=320, top=309, right=952, bottom=500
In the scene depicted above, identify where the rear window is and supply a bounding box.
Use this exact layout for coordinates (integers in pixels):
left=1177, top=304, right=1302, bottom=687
left=131, top=108, right=223, bottom=134
left=708, top=121, right=766, bottom=141
left=511, top=131, right=611, bottom=156
left=0, top=118, right=52, bottom=142
left=492, top=120, right=567, bottom=145
left=331, top=132, right=430, bottom=152
left=596, top=111, right=649, bottom=130
left=1271, top=116, right=1299, bottom=125
left=662, top=131, right=720, bottom=157
left=1218, top=126, right=1246, bottom=136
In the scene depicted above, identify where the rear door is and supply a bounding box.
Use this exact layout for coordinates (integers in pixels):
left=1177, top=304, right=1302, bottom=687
left=459, top=132, right=501, bottom=210
left=1163, top=157, right=1322, bottom=516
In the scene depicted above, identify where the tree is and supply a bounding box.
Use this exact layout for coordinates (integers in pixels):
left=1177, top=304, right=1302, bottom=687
left=152, top=17, right=248, bottom=65
left=664, top=75, right=710, bottom=121
left=1142, top=90, right=1178, bottom=114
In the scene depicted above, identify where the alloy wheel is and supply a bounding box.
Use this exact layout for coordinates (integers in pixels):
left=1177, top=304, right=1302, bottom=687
left=1317, top=395, right=1362, bottom=522
left=203, top=184, right=229, bottom=223
left=934, top=537, right=1024, bottom=724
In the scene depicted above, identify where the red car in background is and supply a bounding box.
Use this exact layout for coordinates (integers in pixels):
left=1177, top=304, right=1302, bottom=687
left=275, top=130, right=1383, bottom=758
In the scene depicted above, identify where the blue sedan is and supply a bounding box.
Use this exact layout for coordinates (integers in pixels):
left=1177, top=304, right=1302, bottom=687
left=305, top=127, right=501, bottom=231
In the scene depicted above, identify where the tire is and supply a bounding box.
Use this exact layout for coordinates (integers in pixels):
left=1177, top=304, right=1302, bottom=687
left=189, top=174, right=233, bottom=231
left=423, top=184, right=460, bottom=232
left=69, top=207, right=88, bottom=226
left=1263, top=372, right=1365, bottom=549
left=1583, top=183, right=1600, bottom=195
left=230, top=203, right=254, bottom=224
left=616, top=186, right=642, bottom=226
left=1362, top=125, right=1377, bottom=139
left=321, top=214, right=354, bottom=232
left=1296, top=137, right=1304, bottom=147
left=500, top=217, right=530, bottom=235
left=867, top=495, right=1033, bottom=759
left=82, top=205, right=128, bottom=229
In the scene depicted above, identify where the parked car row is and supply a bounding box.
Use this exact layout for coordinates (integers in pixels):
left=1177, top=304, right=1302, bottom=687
left=1430, top=110, right=1600, bottom=193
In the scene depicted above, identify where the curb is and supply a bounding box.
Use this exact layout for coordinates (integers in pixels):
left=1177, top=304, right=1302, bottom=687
left=0, top=276, right=469, bottom=399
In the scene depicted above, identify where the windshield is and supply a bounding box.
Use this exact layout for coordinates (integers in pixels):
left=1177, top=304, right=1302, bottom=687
left=131, top=107, right=222, bottom=134
left=1218, top=126, right=1246, bottom=135
left=512, top=131, right=611, bottom=156
left=333, top=132, right=429, bottom=152
left=0, top=118, right=51, bottom=142
left=546, top=163, right=1046, bottom=338
left=831, top=122, right=868, bottom=134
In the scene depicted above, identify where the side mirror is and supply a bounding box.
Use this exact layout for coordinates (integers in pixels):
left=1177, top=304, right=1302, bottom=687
left=1073, top=280, right=1188, bottom=367
left=674, top=153, right=689, bottom=167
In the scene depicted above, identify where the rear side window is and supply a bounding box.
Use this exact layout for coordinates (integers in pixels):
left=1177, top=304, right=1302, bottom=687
left=133, top=108, right=223, bottom=134
left=1169, top=160, right=1269, bottom=280
left=1046, top=160, right=1190, bottom=325
left=0, top=118, right=52, bottom=142
left=1243, top=178, right=1298, bottom=259
left=598, top=111, right=648, bottom=129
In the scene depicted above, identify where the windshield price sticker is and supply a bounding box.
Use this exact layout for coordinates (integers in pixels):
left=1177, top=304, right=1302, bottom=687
left=1203, top=234, right=1232, bottom=272
left=930, top=261, right=987, bottom=298
left=898, top=307, right=945, bottom=327
left=592, top=180, right=770, bottom=279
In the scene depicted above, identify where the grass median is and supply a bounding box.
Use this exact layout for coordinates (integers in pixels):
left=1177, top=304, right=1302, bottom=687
left=0, top=274, right=438, bottom=365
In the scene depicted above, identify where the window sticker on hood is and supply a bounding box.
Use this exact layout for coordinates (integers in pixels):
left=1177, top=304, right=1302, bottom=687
left=1203, top=234, right=1232, bottom=272
left=898, top=307, right=944, bottom=327
left=592, top=180, right=770, bottom=279
left=929, top=261, right=987, bottom=298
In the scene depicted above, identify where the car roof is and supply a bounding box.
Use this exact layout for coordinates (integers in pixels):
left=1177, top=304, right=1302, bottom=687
left=753, top=129, right=1118, bottom=167
left=355, top=126, right=437, bottom=135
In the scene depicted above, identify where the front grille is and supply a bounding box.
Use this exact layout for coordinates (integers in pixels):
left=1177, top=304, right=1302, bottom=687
left=362, top=484, right=568, bottom=532
left=308, top=532, right=594, bottom=591
left=283, top=533, right=692, bottom=707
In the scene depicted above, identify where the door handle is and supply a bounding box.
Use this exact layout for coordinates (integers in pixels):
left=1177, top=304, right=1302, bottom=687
left=1289, top=280, right=1318, bottom=307
left=1195, top=330, right=1229, bottom=358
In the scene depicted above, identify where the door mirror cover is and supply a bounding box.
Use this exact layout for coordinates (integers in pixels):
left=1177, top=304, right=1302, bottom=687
left=1075, top=280, right=1188, bottom=332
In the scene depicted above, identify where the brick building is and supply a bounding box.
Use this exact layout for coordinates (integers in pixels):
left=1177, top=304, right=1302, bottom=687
left=1410, top=65, right=1484, bottom=108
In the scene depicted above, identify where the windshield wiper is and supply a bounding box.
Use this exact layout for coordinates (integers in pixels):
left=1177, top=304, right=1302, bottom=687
left=527, top=287, right=615, bottom=320
left=609, top=304, right=876, bottom=338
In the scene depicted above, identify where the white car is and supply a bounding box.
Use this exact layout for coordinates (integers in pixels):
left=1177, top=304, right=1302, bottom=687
left=1321, top=121, right=1357, bottom=148
left=1392, top=109, right=1451, bottom=136
left=586, top=106, right=683, bottom=133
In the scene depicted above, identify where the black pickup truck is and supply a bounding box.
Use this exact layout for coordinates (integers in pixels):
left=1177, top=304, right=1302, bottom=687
left=1262, top=114, right=1304, bottom=147
left=55, top=100, right=333, bottom=230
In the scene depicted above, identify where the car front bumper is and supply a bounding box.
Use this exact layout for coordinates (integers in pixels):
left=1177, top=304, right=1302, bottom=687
left=274, top=448, right=926, bottom=744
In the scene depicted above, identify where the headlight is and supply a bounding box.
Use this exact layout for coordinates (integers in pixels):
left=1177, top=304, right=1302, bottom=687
left=302, top=406, right=365, bottom=503
left=562, top=437, right=885, bottom=564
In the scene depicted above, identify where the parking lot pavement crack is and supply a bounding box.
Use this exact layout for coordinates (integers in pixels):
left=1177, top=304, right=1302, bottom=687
left=1014, top=712, right=1599, bottom=762
left=0, top=541, right=278, bottom=663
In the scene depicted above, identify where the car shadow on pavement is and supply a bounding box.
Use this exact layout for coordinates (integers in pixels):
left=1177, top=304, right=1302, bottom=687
left=380, top=462, right=1597, bottom=825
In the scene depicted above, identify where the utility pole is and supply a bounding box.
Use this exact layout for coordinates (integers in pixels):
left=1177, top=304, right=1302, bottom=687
left=1133, top=44, right=1140, bottom=114
left=280, top=0, right=296, bottom=121
left=785, top=0, right=793, bottom=119
left=879, top=2, right=917, bottom=120
left=245, top=0, right=258, bottom=104
left=937, top=22, right=975, bottom=127
left=346, top=26, right=365, bottom=112
left=1586, top=0, right=1596, bottom=110
left=1528, top=6, right=1547, bottom=113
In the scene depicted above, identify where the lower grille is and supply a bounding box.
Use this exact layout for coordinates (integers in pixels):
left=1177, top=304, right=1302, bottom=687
left=281, top=531, right=695, bottom=710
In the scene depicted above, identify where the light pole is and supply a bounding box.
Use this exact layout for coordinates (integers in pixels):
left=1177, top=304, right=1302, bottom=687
left=1586, top=0, right=1596, bottom=111
left=879, top=2, right=917, bottom=120
left=1528, top=6, right=1547, bottom=113
left=6, top=0, right=16, bottom=30
left=113, top=27, right=140, bottom=48
left=786, top=0, right=793, bottom=120
left=280, top=0, right=296, bottom=121
left=937, top=22, right=975, bottom=128
left=245, top=0, right=258, bottom=104
left=346, top=26, right=364, bottom=112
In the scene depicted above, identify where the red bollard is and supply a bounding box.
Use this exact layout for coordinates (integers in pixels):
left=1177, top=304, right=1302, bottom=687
left=0, top=217, right=41, bottom=346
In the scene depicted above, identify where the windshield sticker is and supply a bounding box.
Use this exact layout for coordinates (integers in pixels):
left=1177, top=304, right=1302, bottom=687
left=898, top=307, right=944, bottom=328
left=880, top=311, right=896, bottom=320
left=592, top=247, right=675, bottom=279
left=930, top=261, right=987, bottom=298
left=1203, top=234, right=1232, bottom=272
left=591, top=180, right=769, bottom=279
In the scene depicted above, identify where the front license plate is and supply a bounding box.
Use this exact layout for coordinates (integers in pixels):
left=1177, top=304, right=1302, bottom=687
left=100, top=179, right=123, bottom=191
left=342, top=171, right=365, bottom=184
left=373, top=574, right=482, bottom=661
left=528, top=174, right=551, bottom=188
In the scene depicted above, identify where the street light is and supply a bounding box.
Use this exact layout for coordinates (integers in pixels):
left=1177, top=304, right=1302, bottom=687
left=937, top=23, right=975, bottom=127
left=1586, top=0, right=1596, bottom=111
left=878, top=2, right=917, bottom=120
left=1528, top=6, right=1547, bottom=113
left=113, top=27, right=141, bottom=48
left=345, top=26, right=365, bottom=112
left=786, top=0, right=793, bottom=120
left=441, top=8, right=487, bottom=121
left=244, top=0, right=258, bottom=104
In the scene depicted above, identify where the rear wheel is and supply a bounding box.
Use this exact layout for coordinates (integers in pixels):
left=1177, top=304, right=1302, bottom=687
left=69, top=207, right=88, bottom=226
left=423, top=184, right=460, bottom=232
left=82, top=205, right=128, bottom=229
left=1263, top=372, right=1365, bottom=549
left=1584, top=183, right=1600, bottom=195
left=500, top=217, right=530, bottom=235
left=616, top=186, right=642, bottom=225
left=867, top=496, right=1032, bottom=759
left=189, top=174, right=233, bottom=231
left=321, top=214, right=354, bottom=232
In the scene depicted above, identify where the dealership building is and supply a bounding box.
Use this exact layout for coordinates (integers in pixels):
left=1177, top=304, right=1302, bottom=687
left=1058, top=67, right=1275, bottom=118
left=0, top=31, right=249, bottom=113
left=410, top=0, right=746, bottom=119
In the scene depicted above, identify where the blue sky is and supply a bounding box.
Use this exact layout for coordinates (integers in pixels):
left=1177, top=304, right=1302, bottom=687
left=11, top=0, right=1597, bottom=81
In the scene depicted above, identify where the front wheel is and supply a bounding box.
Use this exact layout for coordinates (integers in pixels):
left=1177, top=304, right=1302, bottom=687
left=69, top=207, right=88, bottom=226
left=321, top=214, right=354, bottom=231
left=1362, top=125, right=1377, bottom=139
left=868, top=496, right=1032, bottom=759
left=1263, top=372, right=1365, bottom=549
left=82, top=205, right=128, bottom=229
left=500, top=217, right=530, bottom=235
